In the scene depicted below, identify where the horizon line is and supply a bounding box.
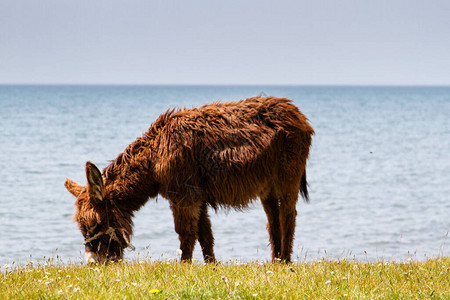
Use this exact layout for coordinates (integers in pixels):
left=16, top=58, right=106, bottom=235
left=1, top=83, right=449, bottom=88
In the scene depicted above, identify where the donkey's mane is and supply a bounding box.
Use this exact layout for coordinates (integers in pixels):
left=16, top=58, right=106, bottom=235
left=103, top=108, right=177, bottom=180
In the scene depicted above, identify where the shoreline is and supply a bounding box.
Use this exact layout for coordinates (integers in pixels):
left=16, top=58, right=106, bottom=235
left=2, top=257, right=449, bottom=298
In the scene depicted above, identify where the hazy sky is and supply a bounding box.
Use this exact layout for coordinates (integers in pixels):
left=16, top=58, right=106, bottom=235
left=1, top=0, right=449, bottom=85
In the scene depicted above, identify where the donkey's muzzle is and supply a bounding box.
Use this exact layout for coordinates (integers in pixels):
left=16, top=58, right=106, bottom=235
left=85, top=251, right=109, bottom=264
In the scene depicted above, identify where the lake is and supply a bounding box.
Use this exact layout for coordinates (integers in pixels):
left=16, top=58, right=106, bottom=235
left=0, top=85, right=449, bottom=266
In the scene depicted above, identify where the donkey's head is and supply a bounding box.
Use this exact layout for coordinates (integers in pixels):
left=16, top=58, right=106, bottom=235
left=65, top=162, right=131, bottom=264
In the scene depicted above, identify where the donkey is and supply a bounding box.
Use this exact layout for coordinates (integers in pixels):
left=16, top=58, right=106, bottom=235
left=65, top=96, right=314, bottom=263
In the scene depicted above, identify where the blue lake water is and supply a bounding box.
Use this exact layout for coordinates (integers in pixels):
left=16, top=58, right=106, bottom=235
left=0, top=85, right=449, bottom=266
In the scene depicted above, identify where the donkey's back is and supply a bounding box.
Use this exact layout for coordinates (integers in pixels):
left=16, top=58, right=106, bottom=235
left=155, top=97, right=313, bottom=209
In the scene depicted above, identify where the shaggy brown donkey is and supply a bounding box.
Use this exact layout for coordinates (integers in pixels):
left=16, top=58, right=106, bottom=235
left=65, top=96, right=314, bottom=263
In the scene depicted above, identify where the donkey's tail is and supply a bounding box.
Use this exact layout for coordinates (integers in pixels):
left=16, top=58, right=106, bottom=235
left=299, top=169, right=309, bottom=203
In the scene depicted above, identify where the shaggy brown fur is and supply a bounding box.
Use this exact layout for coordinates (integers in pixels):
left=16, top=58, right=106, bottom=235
left=65, top=96, right=314, bottom=263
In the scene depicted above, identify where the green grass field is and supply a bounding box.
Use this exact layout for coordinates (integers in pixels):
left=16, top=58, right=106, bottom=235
left=1, top=257, right=448, bottom=299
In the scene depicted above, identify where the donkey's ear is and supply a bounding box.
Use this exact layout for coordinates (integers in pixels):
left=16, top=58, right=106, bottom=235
left=85, top=161, right=104, bottom=202
left=64, top=178, right=84, bottom=197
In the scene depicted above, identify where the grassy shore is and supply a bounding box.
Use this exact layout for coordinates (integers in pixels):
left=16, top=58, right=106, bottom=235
left=1, top=257, right=448, bottom=299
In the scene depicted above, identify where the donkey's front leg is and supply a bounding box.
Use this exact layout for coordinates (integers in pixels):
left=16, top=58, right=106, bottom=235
left=171, top=202, right=201, bottom=262
left=197, top=202, right=216, bottom=263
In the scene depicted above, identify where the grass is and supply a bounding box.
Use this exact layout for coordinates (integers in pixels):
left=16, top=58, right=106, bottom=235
left=1, top=257, right=449, bottom=299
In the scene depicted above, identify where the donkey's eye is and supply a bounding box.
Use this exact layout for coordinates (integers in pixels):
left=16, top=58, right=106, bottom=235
left=87, top=224, right=98, bottom=234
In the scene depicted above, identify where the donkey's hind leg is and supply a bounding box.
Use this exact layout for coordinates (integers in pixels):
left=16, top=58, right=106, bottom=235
left=197, top=202, right=216, bottom=263
left=279, top=192, right=298, bottom=263
left=261, top=190, right=282, bottom=261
